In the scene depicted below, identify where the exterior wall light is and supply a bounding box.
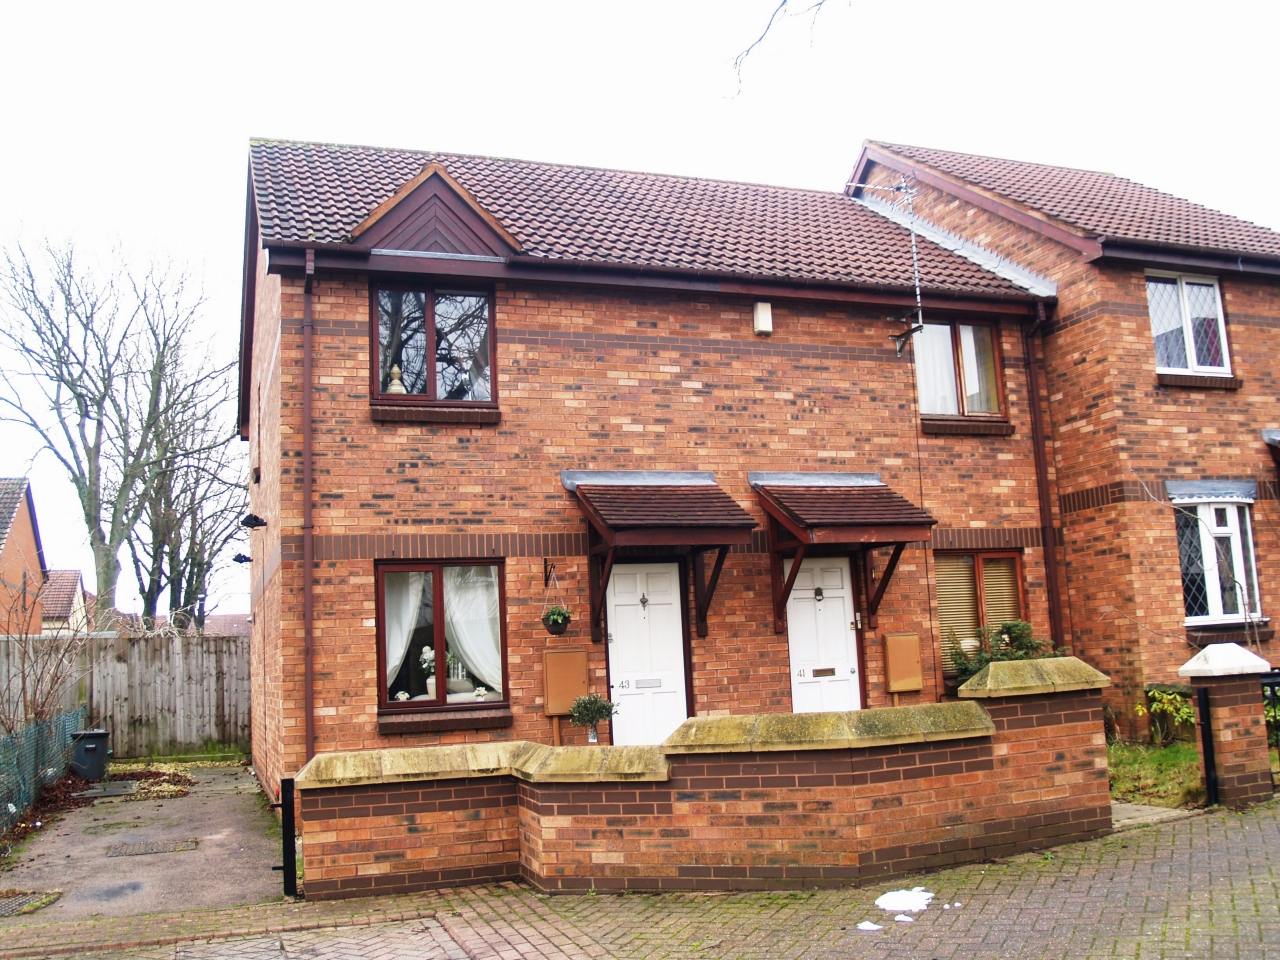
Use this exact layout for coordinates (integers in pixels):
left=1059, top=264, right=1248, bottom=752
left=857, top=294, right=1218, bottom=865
left=241, top=513, right=267, bottom=529
left=233, top=553, right=252, bottom=564
left=753, top=301, right=773, bottom=336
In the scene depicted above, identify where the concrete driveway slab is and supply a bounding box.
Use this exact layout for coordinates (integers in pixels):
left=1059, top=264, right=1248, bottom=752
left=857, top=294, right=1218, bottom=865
left=0, top=765, right=281, bottom=923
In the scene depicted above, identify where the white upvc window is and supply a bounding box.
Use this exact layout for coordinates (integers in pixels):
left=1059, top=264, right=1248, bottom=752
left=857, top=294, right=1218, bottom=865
left=1145, top=273, right=1231, bottom=376
left=1174, top=501, right=1261, bottom=626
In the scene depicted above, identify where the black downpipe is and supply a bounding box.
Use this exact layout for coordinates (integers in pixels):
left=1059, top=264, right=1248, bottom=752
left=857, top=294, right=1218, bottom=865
left=1196, top=688, right=1220, bottom=807
left=271, top=778, right=298, bottom=897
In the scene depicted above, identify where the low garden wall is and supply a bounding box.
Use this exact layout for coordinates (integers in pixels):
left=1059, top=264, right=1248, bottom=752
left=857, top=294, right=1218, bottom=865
left=295, top=658, right=1111, bottom=899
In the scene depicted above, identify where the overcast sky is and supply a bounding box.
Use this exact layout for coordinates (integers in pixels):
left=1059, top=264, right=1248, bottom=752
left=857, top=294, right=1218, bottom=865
left=2, top=0, right=1277, bottom=615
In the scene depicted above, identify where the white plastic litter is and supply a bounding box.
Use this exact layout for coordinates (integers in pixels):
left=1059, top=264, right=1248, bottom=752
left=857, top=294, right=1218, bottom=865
left=874, top=887, right=935, bottom=913
left=954, top=902, right=962, bottom=907
left=856, top=921, right=883, bottom=931
left=894, top=914, right=914, bottom=923
left=943, top=904, right=950, bottom=909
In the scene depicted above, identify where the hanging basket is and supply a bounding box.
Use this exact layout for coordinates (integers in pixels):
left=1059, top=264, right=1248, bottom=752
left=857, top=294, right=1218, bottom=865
left=542, top=611, right=571, bottom=635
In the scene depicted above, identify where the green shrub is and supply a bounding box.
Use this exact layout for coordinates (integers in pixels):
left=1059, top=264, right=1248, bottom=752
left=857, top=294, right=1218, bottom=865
left=948, top=620, right=1059, bottom=683
left=1135, top=689, right=1195, bottom=747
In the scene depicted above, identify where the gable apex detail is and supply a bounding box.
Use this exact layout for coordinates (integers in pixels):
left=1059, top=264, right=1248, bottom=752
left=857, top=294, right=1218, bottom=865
left=349, top=162, right=522, bottom=254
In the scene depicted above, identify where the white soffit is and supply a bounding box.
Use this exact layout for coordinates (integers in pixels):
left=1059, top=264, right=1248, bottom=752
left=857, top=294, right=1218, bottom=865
left=1178, top=642, right=1271, bottom=677
left=855, top=197, right=1057, bottom=299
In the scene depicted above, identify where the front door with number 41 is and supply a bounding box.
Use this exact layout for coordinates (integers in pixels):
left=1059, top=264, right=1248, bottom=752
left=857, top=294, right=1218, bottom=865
left=783, top=556, right=862, bottom=713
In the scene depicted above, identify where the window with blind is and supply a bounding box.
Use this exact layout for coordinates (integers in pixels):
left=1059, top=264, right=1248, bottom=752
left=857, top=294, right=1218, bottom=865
left=935, top=553, right=1023, bottom=676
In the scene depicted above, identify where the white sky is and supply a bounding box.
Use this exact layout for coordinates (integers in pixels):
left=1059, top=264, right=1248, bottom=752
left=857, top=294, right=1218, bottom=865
left=2, top=0, right=1278, bottom=615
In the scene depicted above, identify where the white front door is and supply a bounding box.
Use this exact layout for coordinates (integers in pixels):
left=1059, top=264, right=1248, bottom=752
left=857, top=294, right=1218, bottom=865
left=606, top=562, right=688, bottom=745
left=784, top=556, right=862, bottom=713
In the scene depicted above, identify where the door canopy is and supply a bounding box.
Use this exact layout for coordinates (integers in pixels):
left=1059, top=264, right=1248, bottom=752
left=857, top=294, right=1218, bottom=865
left=748, top=472, right=937, bottom=633
left=561, top=471, right=757, bottom=641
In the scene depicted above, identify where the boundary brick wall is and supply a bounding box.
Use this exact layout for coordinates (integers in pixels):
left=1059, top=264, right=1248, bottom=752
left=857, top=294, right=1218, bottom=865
left=1190, top=676, right=1274, bottom=810
left=297, top=689, right=1109, bottom=899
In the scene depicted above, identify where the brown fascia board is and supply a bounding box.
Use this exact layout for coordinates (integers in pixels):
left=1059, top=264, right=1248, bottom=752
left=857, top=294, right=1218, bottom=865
left=238, top=171, right=258, bottom=440
left=848, top=143, right=1105, bottom=260
left=263, top=243, right=1039, bottom=317
left=1095, top=241, right=1280, bottom=279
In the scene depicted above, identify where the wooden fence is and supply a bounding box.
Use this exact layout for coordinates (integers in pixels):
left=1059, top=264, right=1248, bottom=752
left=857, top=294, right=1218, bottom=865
left=74, top=632, right=251, bottom=758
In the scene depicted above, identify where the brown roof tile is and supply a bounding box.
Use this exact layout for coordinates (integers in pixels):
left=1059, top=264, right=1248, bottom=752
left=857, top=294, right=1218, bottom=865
left=41, top=570, right=83, bottom=620
left=761, top=485, right=936, bottom=529
left=249, top=139, right=1026, bottom=297
left=871, top=142, right=1280, bottom=260
left=576, top=485, right=757, bottom=530
left=0, top=478, right=28, bottom=556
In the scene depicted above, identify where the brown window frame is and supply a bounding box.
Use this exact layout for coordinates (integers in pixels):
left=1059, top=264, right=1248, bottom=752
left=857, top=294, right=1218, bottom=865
left=934, top=550, right=1027, bottom=630
left=917, top=319, right=1009, bottom=424
left=368, top=283, right=499, bottom=412
left=375, top=558, right=510, bottom=716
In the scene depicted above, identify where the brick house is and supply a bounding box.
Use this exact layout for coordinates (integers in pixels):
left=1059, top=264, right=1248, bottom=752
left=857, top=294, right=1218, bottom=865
left=849, top=143, right=1280, bottom=733
left=0, top=478, right=47, bottom=637
left=239, top=139, right=1280, bottom=798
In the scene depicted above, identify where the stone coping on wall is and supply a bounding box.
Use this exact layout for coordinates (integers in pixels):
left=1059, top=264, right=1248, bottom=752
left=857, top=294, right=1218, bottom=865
left=957, top=657, right=1110, bottom=698
left=295, top=700, right=997, bottom=790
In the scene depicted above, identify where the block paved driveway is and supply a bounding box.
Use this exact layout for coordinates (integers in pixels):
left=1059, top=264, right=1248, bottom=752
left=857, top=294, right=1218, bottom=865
left=6, top=799, right=1278, bottom=960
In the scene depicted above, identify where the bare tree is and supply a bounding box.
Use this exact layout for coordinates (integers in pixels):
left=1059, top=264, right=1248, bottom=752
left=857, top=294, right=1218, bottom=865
left=0, top=243, right=234, bottom=622
left=0, top=548, right=95, bottom=734
left=734, top=0, right=829, bottom=83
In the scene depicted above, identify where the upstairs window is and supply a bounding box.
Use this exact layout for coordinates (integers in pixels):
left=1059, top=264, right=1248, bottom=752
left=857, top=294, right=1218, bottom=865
left=374, top=288, right=495, bottom=403
left=1145, top=275, right=1230, bottom=376
left=1175, top=502, right=1260, bottom=626
left=914, top=321, right=1003, bottom=418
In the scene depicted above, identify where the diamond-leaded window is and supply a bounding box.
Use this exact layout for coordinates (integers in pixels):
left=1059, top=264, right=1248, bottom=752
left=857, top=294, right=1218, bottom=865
left=1174, top=501, right=1261, bottom=625
left=1145, top=275, right=1230, bottom=376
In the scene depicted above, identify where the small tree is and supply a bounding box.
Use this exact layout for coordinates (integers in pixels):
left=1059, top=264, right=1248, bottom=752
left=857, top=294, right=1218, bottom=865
left=0, top=550, right=97, bottom=734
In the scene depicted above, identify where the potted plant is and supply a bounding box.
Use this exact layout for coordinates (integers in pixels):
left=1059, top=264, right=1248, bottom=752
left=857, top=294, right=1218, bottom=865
left=568, top=693, right=618, bottom=744
left=542, top=603, right=572, bottom=635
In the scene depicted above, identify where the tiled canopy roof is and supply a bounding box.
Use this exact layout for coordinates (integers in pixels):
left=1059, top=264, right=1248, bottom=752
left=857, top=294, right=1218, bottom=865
left=248, top=139, right=1026, bottom=297
left=760, top=484, right=936, bottom=530
left=870, top=142, right=1280, bottom=260
left=0, top=478, right=28, bottom=555
left=41, top=570, right=83, bottom=620
left=575, top=485, right=757, bottom=531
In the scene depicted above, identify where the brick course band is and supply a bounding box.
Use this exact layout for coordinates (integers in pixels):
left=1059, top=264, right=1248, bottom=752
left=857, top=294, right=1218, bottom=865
left=297, top=690, right=1110, bottom=900
left=1061, top=477, right=1279, bottom=515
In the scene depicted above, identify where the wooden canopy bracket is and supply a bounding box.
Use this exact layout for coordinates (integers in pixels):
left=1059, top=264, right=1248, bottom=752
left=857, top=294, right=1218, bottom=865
left=586, top=525, right=616, bottom=644
left=692, top=546, right=730, bottom=638
left=764, top=514, right=809, bottom=633
left=862, top=542, right=906, bottom=629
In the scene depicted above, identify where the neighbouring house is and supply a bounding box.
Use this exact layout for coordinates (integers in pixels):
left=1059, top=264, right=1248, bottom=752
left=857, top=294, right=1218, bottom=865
left=41, top=570, right=90, bottom=635
left=0, top=478, right=47, bottom=636
left=849, top=143, right=1280, bottom=731
left=236, top=139, right=1274, bottom=897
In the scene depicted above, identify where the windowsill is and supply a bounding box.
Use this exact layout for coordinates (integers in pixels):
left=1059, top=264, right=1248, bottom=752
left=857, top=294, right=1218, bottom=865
left=378, top=706, right=513, bottom=734
left=920, top=417, right=1014, bottom=437
left=371, top=403, right=501, bottom=424
left=1183, top=616, right=1268, bottom=629
left=1156, top=372, right=1242, bottom=390
left=1185, top=621, right=1273, bottom=645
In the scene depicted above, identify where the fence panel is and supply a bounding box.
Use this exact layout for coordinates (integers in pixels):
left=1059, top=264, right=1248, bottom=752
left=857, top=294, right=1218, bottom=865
left=82, top=633, right=251, bottom=759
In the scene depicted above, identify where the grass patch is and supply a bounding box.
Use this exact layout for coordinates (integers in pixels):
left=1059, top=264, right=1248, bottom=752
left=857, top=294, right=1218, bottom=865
left=1109, top=741, right=1205, bottom=808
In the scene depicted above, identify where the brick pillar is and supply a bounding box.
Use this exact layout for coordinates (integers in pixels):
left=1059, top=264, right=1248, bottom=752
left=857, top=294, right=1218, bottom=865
left=1179, top=643, right=1274, bottom=810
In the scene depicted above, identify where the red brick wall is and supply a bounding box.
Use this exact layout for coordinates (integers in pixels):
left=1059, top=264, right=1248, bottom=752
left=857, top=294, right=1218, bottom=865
left=299, top=776, right=521, bottom=898
left=246, top=270, right=1056, bottom=792
left=1190, top=676, right=1274, bottom=810
left=298, top=689, right=1109, bottom=898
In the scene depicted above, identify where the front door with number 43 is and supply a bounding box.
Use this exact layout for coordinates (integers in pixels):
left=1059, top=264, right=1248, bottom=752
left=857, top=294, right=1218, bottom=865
left=783, top=556, right=862, bottom=712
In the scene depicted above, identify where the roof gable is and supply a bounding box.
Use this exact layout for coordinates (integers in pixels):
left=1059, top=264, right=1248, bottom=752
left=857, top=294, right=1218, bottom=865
left=0, top=478, right=46, bottom=576
left=350, top=162, right=521, bottom=257
left=859, top=141, right=1280, bottom=262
